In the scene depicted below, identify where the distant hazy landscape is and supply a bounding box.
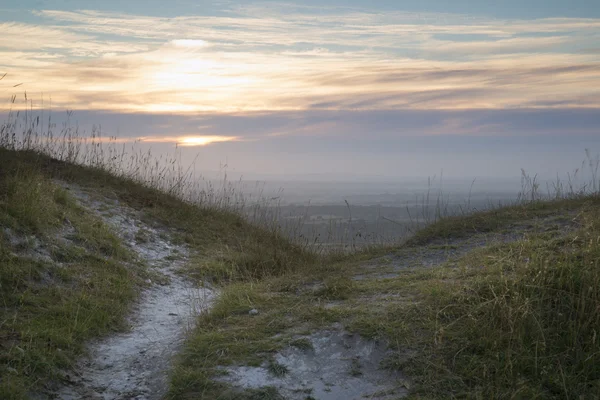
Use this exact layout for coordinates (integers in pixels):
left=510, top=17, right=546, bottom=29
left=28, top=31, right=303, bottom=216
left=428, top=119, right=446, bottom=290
left=223, top=178, right=521, bottom=247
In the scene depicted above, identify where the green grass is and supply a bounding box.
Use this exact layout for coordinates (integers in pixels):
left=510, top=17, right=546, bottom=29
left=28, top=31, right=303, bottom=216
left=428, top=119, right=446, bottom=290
left=289, top=338, right=313, bottom=351
left=166, top=270, right=357, bottom=399
left=0, top=148, right=319, bottom=399
left=167, top=282, right=296, bottom=398
left=267, top=360, right=289, bottom=377
left=0, top=159, right=142, bottom=398
left=314, top=275, right=355, bottom=300
left=167, top=193, right=600, bottom=399
left=1, top=149, right=315, bottom=282
left=0, top=148, right=320, bottom=398
left=346, top=195, right=600, bottom=399
left=2, top=145, right=600, bottom=399
left=406, top=197, right=587, bottom=245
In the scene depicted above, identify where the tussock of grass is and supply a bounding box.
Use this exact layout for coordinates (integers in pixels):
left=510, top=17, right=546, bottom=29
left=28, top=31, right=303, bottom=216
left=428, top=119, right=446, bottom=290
left=314, top=276, right=355, bottom=300
left=289, top=338, right=313, bottom=351
left=267, top=360, right=289, bottom=377
left=0, top=168, right=68, bottom=233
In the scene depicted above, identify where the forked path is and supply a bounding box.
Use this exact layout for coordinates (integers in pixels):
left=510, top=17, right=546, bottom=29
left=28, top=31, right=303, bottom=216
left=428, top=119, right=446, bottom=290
left=55, top=184, right=215, bottom=400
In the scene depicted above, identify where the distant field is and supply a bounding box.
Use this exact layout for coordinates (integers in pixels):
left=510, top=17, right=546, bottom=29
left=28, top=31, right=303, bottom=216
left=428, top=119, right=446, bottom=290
left=255, top=189, right=520, bottom=248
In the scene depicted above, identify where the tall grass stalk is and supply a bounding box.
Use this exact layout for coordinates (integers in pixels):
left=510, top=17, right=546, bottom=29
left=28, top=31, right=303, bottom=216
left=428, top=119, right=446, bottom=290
left=2, top=93, right=600, bottom=253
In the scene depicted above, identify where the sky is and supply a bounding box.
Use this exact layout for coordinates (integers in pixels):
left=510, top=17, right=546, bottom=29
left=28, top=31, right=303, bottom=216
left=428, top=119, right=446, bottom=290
left=1, top=0, right=600, bottom=180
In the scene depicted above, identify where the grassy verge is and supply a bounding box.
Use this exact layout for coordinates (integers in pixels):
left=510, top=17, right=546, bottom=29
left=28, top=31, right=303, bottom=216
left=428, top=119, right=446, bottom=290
left=167, top=270, right=356, bottom=399
left=0, top=157, right=144, bottom=398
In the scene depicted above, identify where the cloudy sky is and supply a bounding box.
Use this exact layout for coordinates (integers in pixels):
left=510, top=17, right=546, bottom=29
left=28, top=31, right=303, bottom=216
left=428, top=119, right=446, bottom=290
left=1, top=0, right=599, bottom=179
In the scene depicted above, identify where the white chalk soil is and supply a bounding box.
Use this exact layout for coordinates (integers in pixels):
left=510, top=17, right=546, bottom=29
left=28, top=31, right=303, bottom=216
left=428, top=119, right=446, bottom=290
left=52, top=184, right=215, bottom=400
left=219, top=327, right=409, bottom=400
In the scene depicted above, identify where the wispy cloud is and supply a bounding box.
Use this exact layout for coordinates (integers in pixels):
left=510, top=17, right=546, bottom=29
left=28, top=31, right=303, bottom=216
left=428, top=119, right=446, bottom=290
left=1, top=3, right=599, bottom=114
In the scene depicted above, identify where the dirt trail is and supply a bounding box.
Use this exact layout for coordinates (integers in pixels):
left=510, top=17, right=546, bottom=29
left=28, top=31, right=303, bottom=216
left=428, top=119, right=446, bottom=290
left=54, top=184, right=215, bottom=400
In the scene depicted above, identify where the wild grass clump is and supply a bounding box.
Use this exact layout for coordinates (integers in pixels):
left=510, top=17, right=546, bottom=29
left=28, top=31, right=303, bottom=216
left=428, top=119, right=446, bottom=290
left=0, top=168, right=68, bottom=233
left=315, top=276, right=355, bottom=300
left=0, top=93, right=338, bottom=252
left=3, top=91, right=600, bottom=252
left=288, top=338, right=313, bottom=351
left=267, top=360, right=289, bottom=377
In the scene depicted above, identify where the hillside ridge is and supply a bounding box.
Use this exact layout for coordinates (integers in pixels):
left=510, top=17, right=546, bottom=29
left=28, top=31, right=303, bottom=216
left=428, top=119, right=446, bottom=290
left=1, top=149, right=599, bottom=399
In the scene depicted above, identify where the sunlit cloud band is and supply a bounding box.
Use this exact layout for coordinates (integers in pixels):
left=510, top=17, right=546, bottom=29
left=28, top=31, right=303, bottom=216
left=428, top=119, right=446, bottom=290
left=1, top=3, right=599, bottom=113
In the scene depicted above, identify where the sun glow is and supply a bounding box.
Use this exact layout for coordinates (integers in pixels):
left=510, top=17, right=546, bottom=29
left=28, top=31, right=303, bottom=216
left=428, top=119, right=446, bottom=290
left=134, top=135, right=239, bottom=146
left=176, top=136, right=239, bottom=146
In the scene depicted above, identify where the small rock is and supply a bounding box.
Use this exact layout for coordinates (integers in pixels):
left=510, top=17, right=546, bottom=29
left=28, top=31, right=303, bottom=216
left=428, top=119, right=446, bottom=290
left=145, top=279, right=152, bottom=284
left=249, top=309, right=259, bottom=316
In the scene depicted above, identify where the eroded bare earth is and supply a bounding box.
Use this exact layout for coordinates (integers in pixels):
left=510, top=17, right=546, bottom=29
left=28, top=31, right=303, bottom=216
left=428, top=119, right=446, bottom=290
left=54, top=185, right=215, bottom=400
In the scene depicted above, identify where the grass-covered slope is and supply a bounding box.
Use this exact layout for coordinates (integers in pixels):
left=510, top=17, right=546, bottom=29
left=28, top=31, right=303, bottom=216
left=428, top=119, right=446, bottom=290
left=167, top=193, right=600, bottom=399
left=363, top=196, right=600, bottom=398
left=2, top=147, right=599, bottom=399
left=0, top=149, right=313, bottom=398
left=0, top=152, right=139, bottom=398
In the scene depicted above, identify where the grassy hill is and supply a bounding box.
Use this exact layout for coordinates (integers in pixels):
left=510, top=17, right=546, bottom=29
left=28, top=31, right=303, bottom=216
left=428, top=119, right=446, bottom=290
left=1, top=147, right=599, bottom=399
left=0, top=148, right=313, bottom=398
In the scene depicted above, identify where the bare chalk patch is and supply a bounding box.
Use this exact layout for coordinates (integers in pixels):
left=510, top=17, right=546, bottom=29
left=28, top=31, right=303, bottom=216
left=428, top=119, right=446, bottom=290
left=218, top=328, right=408, bottom=400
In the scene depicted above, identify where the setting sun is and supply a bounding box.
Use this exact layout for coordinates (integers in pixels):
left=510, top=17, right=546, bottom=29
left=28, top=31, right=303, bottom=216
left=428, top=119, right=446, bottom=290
left=176, top=135, right=239, bottom=146
left=132, top=135, right=239, bottom=146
